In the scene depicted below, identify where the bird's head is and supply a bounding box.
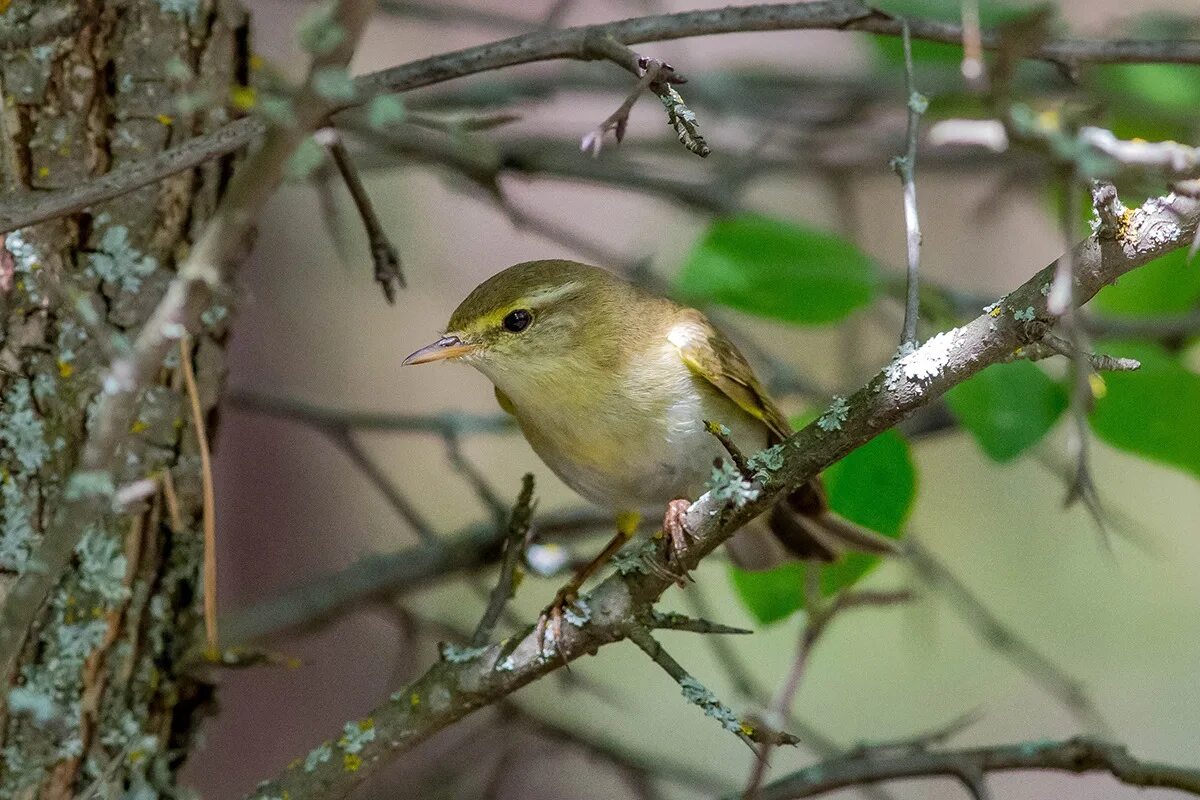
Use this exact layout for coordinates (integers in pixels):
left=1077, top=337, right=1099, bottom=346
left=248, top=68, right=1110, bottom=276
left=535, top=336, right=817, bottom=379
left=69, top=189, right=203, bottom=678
left=403, top=260, right=645, bottom=393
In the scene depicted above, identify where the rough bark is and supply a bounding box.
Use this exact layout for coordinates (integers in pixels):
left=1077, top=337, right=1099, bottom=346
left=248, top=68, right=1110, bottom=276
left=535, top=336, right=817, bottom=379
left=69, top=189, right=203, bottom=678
left=0, top=1, right=246, bottom=797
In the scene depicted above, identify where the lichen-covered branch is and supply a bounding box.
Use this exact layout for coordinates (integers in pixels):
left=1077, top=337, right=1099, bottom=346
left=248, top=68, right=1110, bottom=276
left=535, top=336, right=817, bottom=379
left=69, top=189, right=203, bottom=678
left=243, top=186, right=1200, bottom=800
left=753, top=737, right=1200, bottom=799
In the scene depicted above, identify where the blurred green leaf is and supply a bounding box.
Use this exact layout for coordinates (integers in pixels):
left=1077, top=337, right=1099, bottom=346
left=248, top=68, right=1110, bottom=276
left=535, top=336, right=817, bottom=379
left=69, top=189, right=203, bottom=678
left=1086, top=16, right=1200, bottom=142
left=1090, top=342, right=1200, bottom=479
left=676, top=215, right=878, bottom=325
left=1091, top=64, right=1200, bottom=120
left=729, top=562, right=807, bottom=626
left=1092, top=248, right=1200, bottom=319
left=945, top=360, right=1068, bottom=462
left=870, top=0, right=1035, bottom=65
left=729, top=431, right=915, bottom=624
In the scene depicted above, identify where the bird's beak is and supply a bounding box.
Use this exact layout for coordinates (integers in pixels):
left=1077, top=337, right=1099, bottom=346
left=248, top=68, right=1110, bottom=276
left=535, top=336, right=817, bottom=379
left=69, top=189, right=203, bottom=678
left=402, top=335, right=476, bottom=365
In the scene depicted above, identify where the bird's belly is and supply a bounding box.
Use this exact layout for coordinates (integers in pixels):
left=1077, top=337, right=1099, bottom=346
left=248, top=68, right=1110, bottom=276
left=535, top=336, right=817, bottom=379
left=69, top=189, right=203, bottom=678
left=516, top=390, right=769, bottom=513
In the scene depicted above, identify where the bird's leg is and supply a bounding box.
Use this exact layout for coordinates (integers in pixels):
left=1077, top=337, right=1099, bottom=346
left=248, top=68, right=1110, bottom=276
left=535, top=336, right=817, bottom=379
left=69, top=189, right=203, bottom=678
left=662, top=498, right=694, bottom=582
left=535, top=511, right=641, bottom=657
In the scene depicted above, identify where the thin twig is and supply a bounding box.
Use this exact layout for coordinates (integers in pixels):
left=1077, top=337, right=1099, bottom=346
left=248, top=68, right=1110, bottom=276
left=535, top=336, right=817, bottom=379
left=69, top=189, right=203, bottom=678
left=219, top=506, right=610, bottom=643
left=753, top=737, right=1200, bottom=800
left=847, top=709, right=982, bottom=755
left=625, top=626, right=793, bottom=751
left=582, top=35, right=709, bottom=157
left=646, top=610, right=751, bottom=636
left=328, top=428, right=439, bottom=544
left=320, top=128, right=405, bottom=303
left=1056, top=175, right=1108, bottom=541
left=704, top=420, right=752, bottom=476
left=580, top=57, right=668, bottom=156
left=682, top=590, right=845, bottom=759
left=445, top=431, right=509, bottom=526
left=1017, top=333, right=1142, bottom=372
left=893, top=19, right=926, bottom=348
left=179, top=336, right=219, bottom=655
left=227, top=389, right=513, bottom=435
left=472, top=475, right=535, bottom=646
left=744, top=585, right=913, bottom=798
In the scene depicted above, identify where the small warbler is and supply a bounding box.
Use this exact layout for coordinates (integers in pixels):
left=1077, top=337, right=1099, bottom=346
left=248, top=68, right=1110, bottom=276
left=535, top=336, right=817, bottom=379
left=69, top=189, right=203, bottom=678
left=405, top=260, right=891, bottom=631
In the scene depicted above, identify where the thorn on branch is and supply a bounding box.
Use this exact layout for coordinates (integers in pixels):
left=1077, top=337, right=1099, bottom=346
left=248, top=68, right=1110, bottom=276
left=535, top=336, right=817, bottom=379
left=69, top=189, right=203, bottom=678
left=646, top=610, right=752, bottom=636
left=320, top=127, right=406, bottom=303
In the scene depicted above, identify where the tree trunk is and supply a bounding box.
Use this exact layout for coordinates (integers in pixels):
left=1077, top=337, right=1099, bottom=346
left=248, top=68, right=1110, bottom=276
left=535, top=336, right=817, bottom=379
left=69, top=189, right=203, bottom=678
left=0, top=1, right=247, bottom=796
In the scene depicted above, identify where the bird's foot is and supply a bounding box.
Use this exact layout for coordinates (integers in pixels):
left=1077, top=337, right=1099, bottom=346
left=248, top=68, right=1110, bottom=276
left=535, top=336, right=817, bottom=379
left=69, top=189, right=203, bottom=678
left=661, top=498, right=695, bottom=584
left=534, top=586, right=581, bottom=663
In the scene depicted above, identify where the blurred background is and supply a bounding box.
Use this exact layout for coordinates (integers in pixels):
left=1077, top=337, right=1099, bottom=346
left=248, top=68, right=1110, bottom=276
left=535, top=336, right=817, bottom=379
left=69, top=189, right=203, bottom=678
left=187, top=1, right=1200, bottom=797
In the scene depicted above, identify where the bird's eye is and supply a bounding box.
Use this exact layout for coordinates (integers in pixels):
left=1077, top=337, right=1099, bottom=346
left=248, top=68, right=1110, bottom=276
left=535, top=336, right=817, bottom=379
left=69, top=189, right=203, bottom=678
left=502, top=309, right=532, bottom=333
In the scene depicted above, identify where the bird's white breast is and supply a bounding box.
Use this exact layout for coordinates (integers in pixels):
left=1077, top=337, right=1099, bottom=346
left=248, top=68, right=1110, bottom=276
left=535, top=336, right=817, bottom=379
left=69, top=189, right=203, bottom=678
left=506, top=335, right=770, bottom=514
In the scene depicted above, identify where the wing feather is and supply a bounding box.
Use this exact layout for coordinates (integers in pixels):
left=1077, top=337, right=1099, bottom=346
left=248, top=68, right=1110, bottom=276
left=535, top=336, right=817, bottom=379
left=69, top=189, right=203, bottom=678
left=670, top=309, right=793, bottom=441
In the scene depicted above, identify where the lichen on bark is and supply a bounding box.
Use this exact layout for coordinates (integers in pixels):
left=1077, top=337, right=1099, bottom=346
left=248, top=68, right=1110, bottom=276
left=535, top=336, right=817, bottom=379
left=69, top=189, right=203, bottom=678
left=0, top=1, right=247, bottom=797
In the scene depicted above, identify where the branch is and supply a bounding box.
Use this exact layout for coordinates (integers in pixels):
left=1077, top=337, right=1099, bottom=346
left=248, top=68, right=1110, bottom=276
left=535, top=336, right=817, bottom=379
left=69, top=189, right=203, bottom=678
left=241, top=174, right=1200, bottom=800
left=227, top=389, right=513, bottom=435
left=320, top=129, right=406, bottom=303
left=4, top=1, right=1199, bottom=234
left=625, top=626, right=794, bottom=750
left=0, top=0, right=378, bottom=689
left=743, top=586, right=913, bottom=797
left=754, top=737, right=1200, bottom=799
left=219, top=506, right=611, bottom=643
left=1016, top=333, right=1143, bottom=372
left=892, top=20, right=926, bottom=347
left=471, top=475, right=535, bottom=646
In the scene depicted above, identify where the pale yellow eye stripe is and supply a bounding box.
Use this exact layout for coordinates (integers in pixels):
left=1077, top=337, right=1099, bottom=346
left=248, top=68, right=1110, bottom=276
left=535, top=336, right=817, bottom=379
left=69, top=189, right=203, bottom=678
left=468, top=281, right=585, bottom=332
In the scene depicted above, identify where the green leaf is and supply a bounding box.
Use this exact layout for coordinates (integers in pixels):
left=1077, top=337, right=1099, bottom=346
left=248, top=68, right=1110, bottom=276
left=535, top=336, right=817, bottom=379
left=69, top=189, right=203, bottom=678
left=729, top=431, right=916, bottom=624
left=945, top=360, right=1067, bottom=462
left=729, top=562, right=808, bottom=626
left=1092, top=248, right=1200, bottom=319
left=1086, top=17, right=1200, bottom=141
left=1096, top=64, right=1200, bottom=117
left=1090, top=342, right=1200, bottom=479
left=676, top=215, right=878, bottom=325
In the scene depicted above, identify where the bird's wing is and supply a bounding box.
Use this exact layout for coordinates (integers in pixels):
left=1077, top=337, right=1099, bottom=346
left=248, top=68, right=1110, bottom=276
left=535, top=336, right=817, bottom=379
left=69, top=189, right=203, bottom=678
left=671, top=308, right=793, bottom=441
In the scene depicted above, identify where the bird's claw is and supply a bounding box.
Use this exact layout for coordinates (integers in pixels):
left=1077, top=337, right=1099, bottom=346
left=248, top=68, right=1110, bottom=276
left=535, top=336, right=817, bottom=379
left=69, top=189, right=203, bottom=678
left=534, top=587, right=577, bottom=662
left=662, top=498, right=695, bottom=585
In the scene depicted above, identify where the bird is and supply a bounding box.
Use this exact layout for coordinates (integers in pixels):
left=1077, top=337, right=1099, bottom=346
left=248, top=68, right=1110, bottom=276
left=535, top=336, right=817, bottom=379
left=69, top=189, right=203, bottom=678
left=404, top=259, right=893, bottom=642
